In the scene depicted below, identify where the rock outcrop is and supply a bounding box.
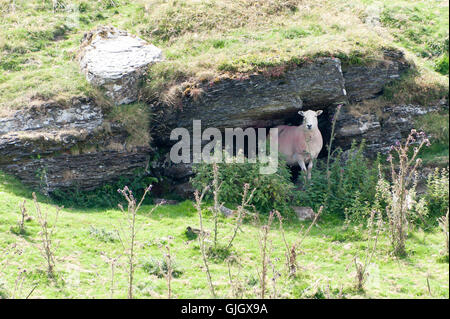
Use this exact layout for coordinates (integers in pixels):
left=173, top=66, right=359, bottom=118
left=152, top=57, right=348, bottom=143
left=151, top=50, right=410, bottom=147
left=0, top=98, right=150, bottom=192
left=334, top=102, right=442, bottom=155
left=2, top=41, right=439, bottom=194
left=79, top=26, right=163, bottom=105
left=342, top=49, right=410, bottom=102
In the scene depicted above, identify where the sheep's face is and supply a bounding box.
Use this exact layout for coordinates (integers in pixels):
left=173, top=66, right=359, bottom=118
left=299, top=110, right=323, bottom=130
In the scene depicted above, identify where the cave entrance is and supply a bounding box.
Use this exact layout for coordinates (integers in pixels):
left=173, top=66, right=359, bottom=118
left=266, top=107, right=333, bottom=182
left=222, top=107, right=333, bottom=182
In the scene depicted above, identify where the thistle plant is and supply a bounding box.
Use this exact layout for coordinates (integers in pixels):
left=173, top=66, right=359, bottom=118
left=383, top=129, right=430, bottom=256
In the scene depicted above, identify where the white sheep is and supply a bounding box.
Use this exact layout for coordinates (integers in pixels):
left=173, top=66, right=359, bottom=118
left=272, top=110, right=324, bottom=180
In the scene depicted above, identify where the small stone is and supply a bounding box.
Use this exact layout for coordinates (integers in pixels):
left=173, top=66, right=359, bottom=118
left=219, top=206, right=235, bottom=217
left=292, top=206, right=316, bottom=221
left=154, top=198, right=179, bottom=205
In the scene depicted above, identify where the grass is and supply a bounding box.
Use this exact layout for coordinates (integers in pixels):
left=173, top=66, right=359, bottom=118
left=0, top=0, right=448, bottom=113
left=415, top=111, right=449, bottom=167
left=0, top=170, right=448, bottom=298
left=0, top=0, right=448, bottom=299
left=377, top=0, right=449, bottom=75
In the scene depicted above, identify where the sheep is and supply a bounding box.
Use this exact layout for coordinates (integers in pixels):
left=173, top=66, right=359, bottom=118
left=272, top=109, right=323, bottom=180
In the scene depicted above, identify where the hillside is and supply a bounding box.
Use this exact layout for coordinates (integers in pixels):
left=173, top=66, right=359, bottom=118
left=0, top=0, right=448, bottom=113
left=0, top=171, right=448, bottom=299
left=0, top=0, right=449, bottom=300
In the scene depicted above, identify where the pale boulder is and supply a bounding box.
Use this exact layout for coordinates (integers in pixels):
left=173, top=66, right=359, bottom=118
left=79, top=26, right=163, bottom=105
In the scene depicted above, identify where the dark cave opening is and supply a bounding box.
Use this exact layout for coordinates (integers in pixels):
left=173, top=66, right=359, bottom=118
left=266, top=107, right=333, bottom=182
left=157, top=107, right=334, bottom=185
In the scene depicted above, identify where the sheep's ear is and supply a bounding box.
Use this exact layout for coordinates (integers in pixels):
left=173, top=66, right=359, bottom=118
left=316, top=110, right=323, bottom=116
left=298, top=111, right=305, bottom=116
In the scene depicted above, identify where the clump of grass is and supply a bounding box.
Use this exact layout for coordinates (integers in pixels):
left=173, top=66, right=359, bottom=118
left=382, top=67, right=449, bottom=105
left=416, top=112, right=449, bottom=146
left=106, top=102, right=151, bottom=148
left=207, top=244, right=232, bottom=262
left=141, top=255, right=183, bottom=279
left=88, top=226, right=119, bottom=243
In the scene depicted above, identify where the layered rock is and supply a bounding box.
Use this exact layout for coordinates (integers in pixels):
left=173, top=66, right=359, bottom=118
left=152, top=57, right=348, bottom=143
left=343, top=49, right=410, bottom=103
left=333, top=102, right=441, bottom=156
left=151, top=50, right=410, bottom=146
left=0, top=98, right=150, bottom=192
left=78, top=26, right=163, bottom=105
left=1, top=44, right=432, bottom=193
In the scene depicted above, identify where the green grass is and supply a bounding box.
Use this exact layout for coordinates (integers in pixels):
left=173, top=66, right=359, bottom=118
left=0, top=171, right=448, bottom=298
left=377, top=0, right=449, bottom=75
left=0, top=0, right=448, bottom=112
left=415, top=111, right=449, bottom=166
left=0, top=0, right=449, bottom=299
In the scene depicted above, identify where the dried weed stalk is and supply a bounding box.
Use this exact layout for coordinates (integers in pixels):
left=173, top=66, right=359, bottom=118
left=276, top=206, right=322, bottom=277
left=116, top=185, right=161, bottom=299
left=254, top=211, right=275, bottom=299
left=194, top=187, right=217, bottom=298
left=352, top=210, right=383, bottom=291
left=384, top=129, right=430, bottom=255
left=32, top=192, right=61, bottom=278
left=438, top=209, right=449, bottom=257
left=157, top=236, right=175, bottom=299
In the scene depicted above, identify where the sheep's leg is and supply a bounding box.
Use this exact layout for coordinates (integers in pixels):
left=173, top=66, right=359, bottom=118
left=307, top=160, right=314, bottom=180
left=296, top=156, right=308, bottom=182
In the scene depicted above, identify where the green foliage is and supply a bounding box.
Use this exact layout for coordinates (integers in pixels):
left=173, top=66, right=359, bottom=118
left=191, top=153, right=294, bottom=213
left=207, top=244, right=232, bottom=262
left=0, top=169, right=449, bottom=298
left=295, top=141, right=379, bottom=217
left=435, top=53, right=449, bottom=75
left=416, top=112, right=449, bottom=146
left=50, top=170, right=158, bottom=208
left=9, top=225, right=29, bottom=236
left=380, top=1, right=449, bottom=75
left=330, top=226, right=364, bottom=242
left=424, top=168, right=449, bottom=218
left=141, top=256, right=183, bottom=279
left=0, top=278, right=9, bottom=299
left=88, top=226, right=119, bottom=243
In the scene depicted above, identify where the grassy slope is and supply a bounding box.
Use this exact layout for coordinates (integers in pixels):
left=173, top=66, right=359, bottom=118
left=0, top=0, right=448, bottom=113
left=0, top=0, right=449, bottom=299
left=0, top=171, right=448, bottom=299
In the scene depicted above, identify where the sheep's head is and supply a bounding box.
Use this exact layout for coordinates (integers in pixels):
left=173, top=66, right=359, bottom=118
left=299, top=110, right=323, bottom=130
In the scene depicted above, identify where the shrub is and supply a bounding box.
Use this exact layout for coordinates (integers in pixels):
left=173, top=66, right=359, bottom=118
left=88, top=226, right=119, bottom=243
left=424, top=168, right=449, bottom=218
left=191, top=152, right=294, bottom=213
left=378, top=130, right=430, bottom=256
left=295, top=141, right=379, bottom=217
left=50, top=170, right=158, bottom=208
left=142, top=256, right=183, bottom=279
